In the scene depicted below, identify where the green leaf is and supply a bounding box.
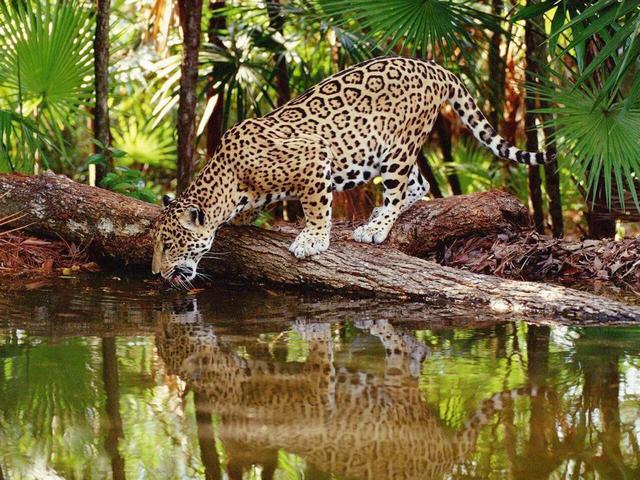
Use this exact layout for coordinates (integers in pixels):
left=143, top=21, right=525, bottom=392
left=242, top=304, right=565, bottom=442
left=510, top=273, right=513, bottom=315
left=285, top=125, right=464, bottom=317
left=513, top=0, right=558, bottom=22
left=538, top=84, right=640, bottom=213
left=315, top=0, right=499, bottom=65
left=0, top=0, right=94, bottom=154
left=86, top=153, right=107, bottom=166
left=110, top=148, right=127, bottom=159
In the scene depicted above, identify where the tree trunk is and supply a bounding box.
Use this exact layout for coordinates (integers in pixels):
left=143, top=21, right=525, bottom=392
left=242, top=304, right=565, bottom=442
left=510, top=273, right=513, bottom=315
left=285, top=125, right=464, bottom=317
left=542, top=142, right=563, bottom=237
left=206, top=1, right=226, bottom=157
left=1, top=172, right=638, bottom=323
left=524, top=1, right=545, bottom=234
left=487, top=0, right=505, bottom=130
left=587, top=187, right=617, bottom=239
left=416, top=150, right=443, bottom=198
left=527, top=5, right=563, bottom=237
left=434, top=115, right=461, bottom=195
left=176, top=0, right=204, bottom=194
left=93, top=0, right=112, bottom=184
left=536, top=38, right=563, bottom=238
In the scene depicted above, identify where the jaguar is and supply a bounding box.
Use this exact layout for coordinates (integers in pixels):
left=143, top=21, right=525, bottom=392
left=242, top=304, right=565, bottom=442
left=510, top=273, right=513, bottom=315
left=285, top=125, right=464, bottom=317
left=152, top=56, right=551, bottom=284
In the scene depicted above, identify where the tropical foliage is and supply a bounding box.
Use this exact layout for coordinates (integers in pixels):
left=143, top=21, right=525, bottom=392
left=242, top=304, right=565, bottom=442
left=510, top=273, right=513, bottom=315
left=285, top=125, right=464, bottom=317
left=0, top=0, right=94, bottom=165
left=0, top=0, right=638, bottom=236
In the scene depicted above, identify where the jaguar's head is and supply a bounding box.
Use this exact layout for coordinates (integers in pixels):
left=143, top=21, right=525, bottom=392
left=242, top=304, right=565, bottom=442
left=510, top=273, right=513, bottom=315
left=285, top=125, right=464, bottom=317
left=152, top=195, right=216, bottom=287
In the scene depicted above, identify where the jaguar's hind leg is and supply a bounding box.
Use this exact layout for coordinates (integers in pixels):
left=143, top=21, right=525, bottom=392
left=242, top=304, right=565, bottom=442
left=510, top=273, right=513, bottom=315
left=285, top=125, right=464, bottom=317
left=403, top=164, right=430, bottom=212
left=364, top=164, right=430, bottom=224
left=353, top=146, right=414, bottom=244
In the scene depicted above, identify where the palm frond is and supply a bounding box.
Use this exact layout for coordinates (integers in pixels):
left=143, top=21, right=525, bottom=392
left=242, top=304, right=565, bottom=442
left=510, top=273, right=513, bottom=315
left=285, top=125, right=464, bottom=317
left=514, top=0, right=640, bottom=105
left=0, top=0, right=94, bottom=129
left=536, top=84, right=640, bottom=212
left=0, top=109, right=55, bottom=173
left=315, top=0, right=500, bottom=64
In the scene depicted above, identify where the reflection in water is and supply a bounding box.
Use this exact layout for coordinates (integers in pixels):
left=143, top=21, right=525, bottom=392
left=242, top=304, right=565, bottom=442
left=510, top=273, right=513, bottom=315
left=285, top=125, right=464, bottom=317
left=156, top=302, right=534, bottom=480
left=0, top=279, right=640, bottom=479
left=102, top=337, right=126, bottom=480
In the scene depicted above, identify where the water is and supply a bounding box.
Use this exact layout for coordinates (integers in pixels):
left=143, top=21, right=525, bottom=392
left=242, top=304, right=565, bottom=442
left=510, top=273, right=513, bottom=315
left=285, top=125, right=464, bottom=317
left=1, top=276, right=640, bottom=480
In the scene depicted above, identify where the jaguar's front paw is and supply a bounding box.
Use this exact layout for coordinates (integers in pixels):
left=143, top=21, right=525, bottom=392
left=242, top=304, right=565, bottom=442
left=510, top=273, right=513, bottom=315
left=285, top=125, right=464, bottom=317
left=289, top=229, right=330, bottom=258
left=353, top=223, right=390, bottom=244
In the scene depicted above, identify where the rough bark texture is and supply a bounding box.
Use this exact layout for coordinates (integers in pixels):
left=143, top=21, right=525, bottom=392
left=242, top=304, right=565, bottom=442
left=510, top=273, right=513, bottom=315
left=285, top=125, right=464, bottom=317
left=93, top=0, right=112, bottom=184
left=1, top=172, right=639, bottom=322
left=434, top=115, right=461, bottom=195
left=206, top=1, right=226, bottom=157
left=176, top=0, right=204, bottom=194
left=487, top=0, right=505, bottom=130
left=524, top=3, right=545, bottom=234
left=416, top=150, right=443, bottom=198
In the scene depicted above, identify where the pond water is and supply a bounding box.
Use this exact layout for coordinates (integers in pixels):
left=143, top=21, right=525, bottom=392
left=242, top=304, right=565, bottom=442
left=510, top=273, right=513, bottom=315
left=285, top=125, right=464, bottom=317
left=1, top=275, right=640, bottom=480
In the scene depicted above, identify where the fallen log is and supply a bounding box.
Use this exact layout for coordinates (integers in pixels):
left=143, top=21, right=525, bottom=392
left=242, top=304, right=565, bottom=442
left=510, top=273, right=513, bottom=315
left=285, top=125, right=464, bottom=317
left=1, top=171, right=639, bottom=323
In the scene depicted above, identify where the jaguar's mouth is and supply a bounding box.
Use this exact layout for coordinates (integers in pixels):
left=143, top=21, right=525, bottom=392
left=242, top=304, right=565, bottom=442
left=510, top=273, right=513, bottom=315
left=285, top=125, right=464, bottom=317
left=163, top=264, right=197, bottom=289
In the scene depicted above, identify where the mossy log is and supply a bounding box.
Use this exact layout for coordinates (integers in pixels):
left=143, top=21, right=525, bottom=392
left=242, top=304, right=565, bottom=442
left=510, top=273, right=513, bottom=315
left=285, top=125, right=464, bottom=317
left=1, top=171, right=639, bottom=323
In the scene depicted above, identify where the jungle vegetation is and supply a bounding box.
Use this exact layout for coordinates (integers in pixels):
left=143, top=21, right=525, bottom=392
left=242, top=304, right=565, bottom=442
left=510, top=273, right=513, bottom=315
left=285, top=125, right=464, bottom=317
left=0, top=0, right=638, bottom=239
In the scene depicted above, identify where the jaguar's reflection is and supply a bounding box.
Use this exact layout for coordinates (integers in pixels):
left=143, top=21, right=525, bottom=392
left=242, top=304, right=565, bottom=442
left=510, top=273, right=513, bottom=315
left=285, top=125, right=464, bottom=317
left=156, top=301, right=538, bottom=480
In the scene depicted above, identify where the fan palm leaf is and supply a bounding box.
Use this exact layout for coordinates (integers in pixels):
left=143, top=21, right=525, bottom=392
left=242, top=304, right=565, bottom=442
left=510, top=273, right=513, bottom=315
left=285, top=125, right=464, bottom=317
left=514, top=0, right=640, bottom=105
left=0, top=109, right=55, bottom=173
left=315, top=0, right=500, bottom=63
left=0, top=0, right=94, bottom=142
left=536, top=84, right=640, bottom=212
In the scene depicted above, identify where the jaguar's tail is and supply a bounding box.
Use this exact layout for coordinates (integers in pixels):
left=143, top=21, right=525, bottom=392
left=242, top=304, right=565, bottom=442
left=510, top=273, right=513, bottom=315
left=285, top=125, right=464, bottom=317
left=454, top=384, right=548, bottom=458
left=446, top=70, right=554, bottom=166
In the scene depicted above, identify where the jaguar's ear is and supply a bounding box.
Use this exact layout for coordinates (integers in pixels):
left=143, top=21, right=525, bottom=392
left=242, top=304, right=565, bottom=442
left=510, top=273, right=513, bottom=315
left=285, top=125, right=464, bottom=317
left=188, top=206, right=206, bottom=227
left=162, top=194, right=173, bottom=207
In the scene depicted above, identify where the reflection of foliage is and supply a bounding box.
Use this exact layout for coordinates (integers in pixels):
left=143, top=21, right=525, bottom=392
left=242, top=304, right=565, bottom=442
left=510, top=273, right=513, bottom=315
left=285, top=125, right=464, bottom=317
left=0, top=335, right=107, bottom=479
left=1, top=317, right=640, bottom=478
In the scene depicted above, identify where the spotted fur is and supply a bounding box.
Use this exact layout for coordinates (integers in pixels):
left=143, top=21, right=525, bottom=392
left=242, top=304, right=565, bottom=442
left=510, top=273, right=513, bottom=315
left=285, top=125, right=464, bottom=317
left=152, top=56, right=552, bottom=283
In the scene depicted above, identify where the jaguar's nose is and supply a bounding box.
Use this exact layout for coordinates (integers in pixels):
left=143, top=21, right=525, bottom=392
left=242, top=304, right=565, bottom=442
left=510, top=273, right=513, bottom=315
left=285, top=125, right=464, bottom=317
left=174, top=265, right=192, bottom=277
left=171, top=265, right=194, bottom=283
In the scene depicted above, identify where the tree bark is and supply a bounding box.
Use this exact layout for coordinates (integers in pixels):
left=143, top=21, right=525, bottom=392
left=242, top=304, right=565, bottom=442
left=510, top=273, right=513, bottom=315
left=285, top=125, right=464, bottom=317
left=434, top=115, right=462, bottom=195
left=526, top=5, right=563, bottom=237
left=206, top=1, right=226, bottom=157
left=536, top=39, right=563, bottom=238
left=487, top=0, right=505, bottom=130
left=176, top=0, right=204, bottom=194
left=416, top=150, right=443, bottom=198
left=93, top=0, right=112, bottom=184
left=1, top=172, right=639, bottom=323
left=524, top=2, right=545, bottom=234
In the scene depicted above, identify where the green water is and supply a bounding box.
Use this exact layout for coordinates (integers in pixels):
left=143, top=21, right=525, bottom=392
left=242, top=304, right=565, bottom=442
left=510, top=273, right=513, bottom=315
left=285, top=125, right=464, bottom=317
left=1, top=276, right=640, bottom=479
